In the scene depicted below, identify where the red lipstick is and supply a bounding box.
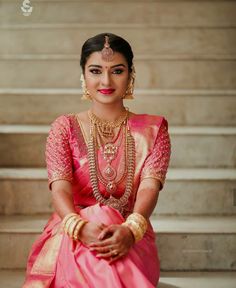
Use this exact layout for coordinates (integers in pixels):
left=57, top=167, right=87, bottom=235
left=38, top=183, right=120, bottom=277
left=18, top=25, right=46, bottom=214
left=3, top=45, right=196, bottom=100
left=98, top=89, right=115, bottom=95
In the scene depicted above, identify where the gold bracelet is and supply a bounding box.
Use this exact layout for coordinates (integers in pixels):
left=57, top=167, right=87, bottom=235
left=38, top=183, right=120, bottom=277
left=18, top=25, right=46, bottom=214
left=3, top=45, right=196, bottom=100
left=67, top=218, right=81, bottom=238
left=64, top=216, right=78, bottom=235
left=62, top=213, right=78, bottom=230
left=122, top=212, right=148, bottom=243
left=62, top=213, right=82, bottom=237
left=73, top=220, right=88, bottom=241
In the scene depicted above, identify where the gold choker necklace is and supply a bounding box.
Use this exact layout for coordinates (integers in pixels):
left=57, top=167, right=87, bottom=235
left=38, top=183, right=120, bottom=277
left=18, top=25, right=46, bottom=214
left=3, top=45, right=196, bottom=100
left=88, top=109, right=128, bottom=139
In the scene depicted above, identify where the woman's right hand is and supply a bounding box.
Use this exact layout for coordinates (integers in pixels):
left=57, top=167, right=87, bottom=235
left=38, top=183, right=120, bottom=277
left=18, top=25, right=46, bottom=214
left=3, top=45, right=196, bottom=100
left=78, top=222, right=107, bottom=246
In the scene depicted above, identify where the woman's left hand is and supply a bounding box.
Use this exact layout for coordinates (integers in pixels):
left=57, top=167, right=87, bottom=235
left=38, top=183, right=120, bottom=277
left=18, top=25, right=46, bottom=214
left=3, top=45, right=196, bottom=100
left=88, top=224, right=135, bottom=263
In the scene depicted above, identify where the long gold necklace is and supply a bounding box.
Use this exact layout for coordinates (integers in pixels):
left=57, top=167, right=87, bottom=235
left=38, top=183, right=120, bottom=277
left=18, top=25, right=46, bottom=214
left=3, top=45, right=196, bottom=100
left=96, top=123, right=127, bottom=194
left=87, top=111, right=135, bottom=216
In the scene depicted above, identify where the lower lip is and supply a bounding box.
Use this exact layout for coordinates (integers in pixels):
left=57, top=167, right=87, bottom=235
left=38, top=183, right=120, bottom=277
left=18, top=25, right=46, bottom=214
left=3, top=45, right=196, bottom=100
left=98, top=90, right=115, bottom=95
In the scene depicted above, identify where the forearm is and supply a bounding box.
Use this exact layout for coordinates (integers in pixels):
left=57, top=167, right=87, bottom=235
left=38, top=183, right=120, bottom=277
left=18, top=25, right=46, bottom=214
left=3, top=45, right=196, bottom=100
left=51, top=180, right=76, bottom=219
left=133, top=179, right=161, bottom=219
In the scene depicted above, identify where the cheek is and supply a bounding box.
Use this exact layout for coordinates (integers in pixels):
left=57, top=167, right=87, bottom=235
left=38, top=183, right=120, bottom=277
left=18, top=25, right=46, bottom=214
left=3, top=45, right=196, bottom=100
left=119, top=77, right=129, bottom=90
left=85, top=76, right=98, bottom=89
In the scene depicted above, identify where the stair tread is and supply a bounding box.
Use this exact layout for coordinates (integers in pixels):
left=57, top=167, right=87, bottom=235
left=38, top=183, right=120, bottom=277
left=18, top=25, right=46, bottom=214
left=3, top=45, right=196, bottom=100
left=0, top=215, right=235, bottom=234
left=0, top=167, right=235, bottom=180
left=0, top=270, right=236, bottom=288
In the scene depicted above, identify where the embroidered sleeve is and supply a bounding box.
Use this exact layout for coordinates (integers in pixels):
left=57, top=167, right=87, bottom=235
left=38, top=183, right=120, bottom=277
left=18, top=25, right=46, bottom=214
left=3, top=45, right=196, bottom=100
left=140, top=118, right=171, bottom=191
left=45, top=115, right=73, bottom=189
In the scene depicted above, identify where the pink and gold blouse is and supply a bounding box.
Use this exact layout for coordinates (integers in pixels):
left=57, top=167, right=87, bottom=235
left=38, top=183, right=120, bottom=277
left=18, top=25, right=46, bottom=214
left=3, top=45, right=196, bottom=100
left=45, top=113, right=171, bottom=215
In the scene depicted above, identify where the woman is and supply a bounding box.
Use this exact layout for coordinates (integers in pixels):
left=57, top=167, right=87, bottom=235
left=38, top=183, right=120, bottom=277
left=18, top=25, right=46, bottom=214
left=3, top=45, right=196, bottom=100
left=23, top=33, right=171, bottom=288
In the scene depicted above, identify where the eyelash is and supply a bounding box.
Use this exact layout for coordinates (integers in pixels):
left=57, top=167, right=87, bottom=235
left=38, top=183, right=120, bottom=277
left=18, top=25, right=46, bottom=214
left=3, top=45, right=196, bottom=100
left=89, top=69, right=124, bottom=75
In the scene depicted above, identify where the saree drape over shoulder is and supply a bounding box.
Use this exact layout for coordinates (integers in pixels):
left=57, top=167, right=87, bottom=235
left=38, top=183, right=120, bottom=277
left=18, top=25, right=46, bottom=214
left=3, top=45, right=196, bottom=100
left=23, top=113, right=171, bottom=288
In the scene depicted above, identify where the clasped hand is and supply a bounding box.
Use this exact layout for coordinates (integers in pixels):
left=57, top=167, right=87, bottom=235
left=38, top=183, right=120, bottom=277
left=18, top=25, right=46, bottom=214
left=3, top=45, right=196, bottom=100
left=79, top=222, right=135, bottom=263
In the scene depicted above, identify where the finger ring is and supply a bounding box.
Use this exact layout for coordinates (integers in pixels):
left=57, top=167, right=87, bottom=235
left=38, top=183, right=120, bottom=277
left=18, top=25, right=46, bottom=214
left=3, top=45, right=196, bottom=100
left=112, top=250, right=119, bottom=256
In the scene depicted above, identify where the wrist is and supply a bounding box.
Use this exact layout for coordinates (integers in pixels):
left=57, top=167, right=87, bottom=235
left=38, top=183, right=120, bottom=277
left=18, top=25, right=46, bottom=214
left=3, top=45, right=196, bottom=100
left=62, top=212, right=88, bottom=241
left=121, top=212, right=148, bottom=243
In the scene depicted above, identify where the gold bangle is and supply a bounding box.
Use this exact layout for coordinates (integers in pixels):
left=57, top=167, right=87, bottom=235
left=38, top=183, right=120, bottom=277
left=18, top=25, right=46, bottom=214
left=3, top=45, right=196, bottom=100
left=62, top=213, right=78, bottom=229
left=73, top=219, right=83, bottom=240
left=73, top=220, right=88, bottom=241
left=64, top=216, right=78, bottom=234
left=122, top=212, right=148, bottom=243
left=67, top=218, right=81, bottom=238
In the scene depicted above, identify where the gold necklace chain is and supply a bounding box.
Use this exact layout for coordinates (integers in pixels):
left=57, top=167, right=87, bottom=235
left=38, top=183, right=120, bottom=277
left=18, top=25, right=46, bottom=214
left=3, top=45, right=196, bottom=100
left=88, top=119, right=135, bottom=216
left=96, top=123, right=127, bottom=190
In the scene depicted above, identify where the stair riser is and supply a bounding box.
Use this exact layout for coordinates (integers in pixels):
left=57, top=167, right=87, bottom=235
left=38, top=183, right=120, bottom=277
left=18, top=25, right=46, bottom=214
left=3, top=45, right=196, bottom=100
left=2, top=1, right=236, bottom=26
left=0, top=133, right=235, bottom=168
left=0, top=179, right=52, bottom=215
left=2, top=28, right=236, bottom=55
left=1, top=178, right=236, bottom=216
left=157, top=234, right=236, bottom=271
left=155, top=180, right=236, bottom=216
left=1, top=60, right=235, bottom=89
left=1, top=93, right=236, bottom=126
left=0, top=231, right=235, bottom=270
left=0, top=233, right=38, bottom=269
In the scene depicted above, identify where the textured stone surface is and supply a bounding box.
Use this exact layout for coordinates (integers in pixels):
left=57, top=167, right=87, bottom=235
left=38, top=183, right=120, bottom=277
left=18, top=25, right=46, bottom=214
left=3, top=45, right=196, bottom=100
left=1, top=1, right=236, bottom=27
left=155, top=179, right=236, bottom=216
left=0, top=179, right=52, bottom=215
left=1, top=27, right=236, bottom=55
left=157, top=233, right=236, bottom=271
left=1, top=89, right=236, bottom=126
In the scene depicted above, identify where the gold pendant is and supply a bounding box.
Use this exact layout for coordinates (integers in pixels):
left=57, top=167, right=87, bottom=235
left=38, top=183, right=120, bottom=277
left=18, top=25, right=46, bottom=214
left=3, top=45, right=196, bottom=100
left=103, top=143, right=118, bottom=162
left=101, top=125, right=114, bottom=138
left=106, top=181, right=117, bottom=194
left=103, top=164, right=117, bottom=181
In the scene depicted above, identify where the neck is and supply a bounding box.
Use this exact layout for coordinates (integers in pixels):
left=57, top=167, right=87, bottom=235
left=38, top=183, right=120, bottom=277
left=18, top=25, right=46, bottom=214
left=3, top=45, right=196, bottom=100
left=90, top=101, right=126, bottom=122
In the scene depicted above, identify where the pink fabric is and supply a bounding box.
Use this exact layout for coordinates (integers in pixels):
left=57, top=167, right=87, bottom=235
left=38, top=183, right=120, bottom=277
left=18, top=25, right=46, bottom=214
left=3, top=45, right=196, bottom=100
left=23, top=113, right=171, bottom=287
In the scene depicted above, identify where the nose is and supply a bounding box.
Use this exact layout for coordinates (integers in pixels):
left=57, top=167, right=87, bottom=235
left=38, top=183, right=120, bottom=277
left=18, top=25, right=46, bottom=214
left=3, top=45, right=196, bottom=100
left=101, top=71, right=111, bottom=87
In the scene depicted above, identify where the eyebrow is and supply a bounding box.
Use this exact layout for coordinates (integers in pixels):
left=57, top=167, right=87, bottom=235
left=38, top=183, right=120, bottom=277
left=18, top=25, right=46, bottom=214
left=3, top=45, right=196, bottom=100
left=88, top=64, right=126, bottom=68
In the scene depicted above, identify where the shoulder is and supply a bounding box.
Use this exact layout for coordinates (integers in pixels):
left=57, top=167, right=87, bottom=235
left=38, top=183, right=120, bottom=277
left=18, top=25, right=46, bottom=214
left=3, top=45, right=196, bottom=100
left=49, top=114, right=79, bottom=135
left=50, top=112, right=81, bottom=127
left=129, top=113, right=168, bottom=129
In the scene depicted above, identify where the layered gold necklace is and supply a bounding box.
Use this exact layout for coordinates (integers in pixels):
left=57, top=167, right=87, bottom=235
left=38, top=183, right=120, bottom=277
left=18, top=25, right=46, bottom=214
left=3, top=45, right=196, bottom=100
left=87, top=109, right=135, bottom=216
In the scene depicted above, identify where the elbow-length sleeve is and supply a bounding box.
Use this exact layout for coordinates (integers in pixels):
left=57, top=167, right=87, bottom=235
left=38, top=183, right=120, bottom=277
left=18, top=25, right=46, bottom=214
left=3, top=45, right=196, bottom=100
left=45, top=115, right=73, bottom=189
left=140, top=118, right=171, bottom=191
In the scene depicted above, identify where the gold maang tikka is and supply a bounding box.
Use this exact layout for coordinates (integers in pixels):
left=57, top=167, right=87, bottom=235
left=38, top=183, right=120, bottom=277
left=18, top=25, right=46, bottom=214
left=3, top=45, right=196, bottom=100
left=101, top=35, right=114, bottom=62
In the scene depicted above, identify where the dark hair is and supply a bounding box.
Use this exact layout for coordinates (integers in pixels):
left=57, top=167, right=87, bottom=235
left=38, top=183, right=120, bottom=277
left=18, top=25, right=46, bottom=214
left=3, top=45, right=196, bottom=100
left=80, top=32, right=134, bottom=73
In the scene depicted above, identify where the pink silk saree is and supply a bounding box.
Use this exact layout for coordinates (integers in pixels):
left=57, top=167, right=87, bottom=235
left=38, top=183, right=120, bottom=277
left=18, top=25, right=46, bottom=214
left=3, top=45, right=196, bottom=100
left=23, top=113, right=171, bottom=288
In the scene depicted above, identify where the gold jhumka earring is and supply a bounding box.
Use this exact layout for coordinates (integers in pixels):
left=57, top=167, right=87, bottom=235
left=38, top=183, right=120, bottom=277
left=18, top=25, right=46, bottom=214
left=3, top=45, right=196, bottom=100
left=123, top=65, right=135, bottom=100
left=80, top=74, right=91, bottom=100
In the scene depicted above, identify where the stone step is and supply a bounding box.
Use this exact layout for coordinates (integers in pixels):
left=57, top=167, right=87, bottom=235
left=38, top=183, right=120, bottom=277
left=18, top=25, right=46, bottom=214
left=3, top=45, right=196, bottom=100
left=1, top=26, right=236, bottom=56
left=0, top=58, right=235, bottom=89
left=1, top=270, right=236, bottom=288
left=0, top=215, right=235, bottom=270
left=0, top=168, right=236, bottom=216
left=0, top=125, right=235, bottom=168
left=1, top=89, right=236, bottom=126
left=1, top=1, right=236, bottom=27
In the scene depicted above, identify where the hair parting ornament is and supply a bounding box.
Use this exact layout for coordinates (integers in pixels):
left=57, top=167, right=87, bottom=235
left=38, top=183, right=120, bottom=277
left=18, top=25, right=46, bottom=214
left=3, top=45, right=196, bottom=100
left=101, top=35, right=114, bottom=62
